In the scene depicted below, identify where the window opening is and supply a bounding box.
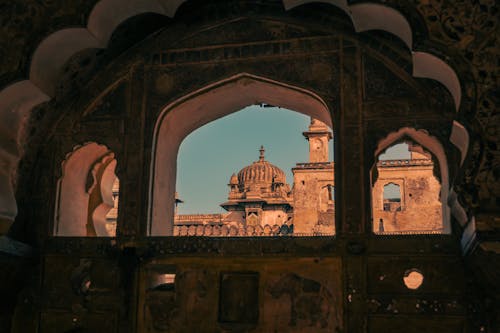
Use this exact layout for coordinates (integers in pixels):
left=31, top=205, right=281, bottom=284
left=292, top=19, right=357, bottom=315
left=174, top=105, right=335, bottom=236
left=383, top=183, right=401, bottom=212
left=372, top=141, right=443, bottom=234
left=403, top=269, right=424, bottom=290
left=54, top=143, right=118, bottom=237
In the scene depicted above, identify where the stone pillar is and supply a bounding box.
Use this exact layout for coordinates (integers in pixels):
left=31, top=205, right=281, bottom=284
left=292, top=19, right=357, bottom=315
left=338, top=41, right=366, bottom=235
left=118, top=65, right=146, bottom=240
left=338, top=40, right=368, bottom=332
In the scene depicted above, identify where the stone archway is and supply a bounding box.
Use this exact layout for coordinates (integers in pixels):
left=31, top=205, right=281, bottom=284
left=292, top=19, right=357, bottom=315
left=371, top=128, right=451, bottom=234
left=54, top=142, right=117, bottom=236
left=149, top=73, right=332, bottom=235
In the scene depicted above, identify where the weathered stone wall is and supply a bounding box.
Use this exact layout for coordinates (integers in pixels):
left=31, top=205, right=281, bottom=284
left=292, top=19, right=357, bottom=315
left=140, top=257, right=342, bottom=333
left=372, top=162, right=443, bottom=233
left=27, top=236, right=470, bottom=333
left=292, top=166, right=334, bottom=234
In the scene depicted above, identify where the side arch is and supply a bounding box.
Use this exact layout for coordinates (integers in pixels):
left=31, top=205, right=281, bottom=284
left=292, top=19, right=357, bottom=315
left=373, top=128, right=451, bottom=233
left=54, top=142, right=118, bottom=236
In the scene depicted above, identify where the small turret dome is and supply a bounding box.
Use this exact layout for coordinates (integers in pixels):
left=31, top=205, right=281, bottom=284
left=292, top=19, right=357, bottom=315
left=229, top=173, right=238, bottom=185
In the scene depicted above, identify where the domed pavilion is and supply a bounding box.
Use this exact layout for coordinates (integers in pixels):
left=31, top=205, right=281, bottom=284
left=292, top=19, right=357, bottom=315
left=220, top=146, right=293, bottom=228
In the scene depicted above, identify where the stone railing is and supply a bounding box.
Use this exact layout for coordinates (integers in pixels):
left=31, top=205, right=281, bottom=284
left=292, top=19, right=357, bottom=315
left=228, top=192, right=291, bottom=200
left=174, top=214, right=224, bottom=223
left=293, top=162, right=334, bottom=169
left=173, top=224, right=335, bottom=237
left=377, top=159, right=433, bottom=167
left=374, top=229, right=444, bottom=235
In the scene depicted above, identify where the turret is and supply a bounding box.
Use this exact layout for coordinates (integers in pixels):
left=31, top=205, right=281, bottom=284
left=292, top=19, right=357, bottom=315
left=302, top=118, right=333, bottom=163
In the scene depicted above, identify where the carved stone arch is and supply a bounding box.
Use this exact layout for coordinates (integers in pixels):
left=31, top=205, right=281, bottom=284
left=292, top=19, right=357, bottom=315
left=85, top=151, right=118, bottom=237
left=54, top=142, right=117, bottom=236
left=149, top=73, right=332, bottom=235
left=29, top=28, right=102, bottom=97
left=89, top=158, right=118, bottom=237
left=372, top=127, right=450, bottom=233
left=0, top=81, right=49, bottom=224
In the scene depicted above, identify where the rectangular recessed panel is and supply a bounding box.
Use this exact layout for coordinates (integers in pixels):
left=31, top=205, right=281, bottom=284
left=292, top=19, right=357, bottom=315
left=219, top=271, right=259, bottom=325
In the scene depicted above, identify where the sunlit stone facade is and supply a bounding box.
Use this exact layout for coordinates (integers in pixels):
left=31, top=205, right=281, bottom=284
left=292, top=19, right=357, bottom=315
left=174, top=118, right=335, bottom=236
left=372, top=144, right=443, bottom=234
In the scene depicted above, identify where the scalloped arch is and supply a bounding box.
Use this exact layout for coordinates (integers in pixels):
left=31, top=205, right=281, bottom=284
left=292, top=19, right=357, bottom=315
left=54, top=142, right=111, bottom=236
left=283, top=0, right=350, bottom=13
left=87, top=0, right=168, bottom=46
left=350, top=3, right=412, bottom=49
left=450, top=120, right=469, bottom=166
left=412, top=51, right=461, bottom=110
left=374, top=128, right=451, bottom=233
left=0, top=0, right=469, bottom=224
left=0, top=81, right=49, bottom=220
left=284, top=0, right=461, bottom=111
left=30, top=28, right=101, bottom=96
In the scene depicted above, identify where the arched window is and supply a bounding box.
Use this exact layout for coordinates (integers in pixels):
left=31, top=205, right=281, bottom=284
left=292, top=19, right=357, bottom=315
left=383, top=183, right=401, bottom=212
left=54, top=143, right=119, bottom=236
left=149, top=74, right=335, bottom=236
left=371, top=132, right=448, bottom=234
left=173, top=104, right=335, bottom=237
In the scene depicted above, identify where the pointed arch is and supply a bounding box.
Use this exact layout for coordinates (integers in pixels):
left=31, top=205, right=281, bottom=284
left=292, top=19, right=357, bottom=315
left=54, top=142, right=118, bottom=236
left=372, top=128, right=450, bottom=234
left=149, top=73, right=332, bottom=235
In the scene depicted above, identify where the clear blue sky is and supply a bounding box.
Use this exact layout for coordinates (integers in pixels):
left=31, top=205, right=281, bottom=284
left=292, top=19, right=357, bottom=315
left=176, top=105, right=408, bottom=214
left=379, top=142, right=410, bottom=199
left=379, top=142, right=410, bottom=160
left=176, top=105, right=331, bottom=214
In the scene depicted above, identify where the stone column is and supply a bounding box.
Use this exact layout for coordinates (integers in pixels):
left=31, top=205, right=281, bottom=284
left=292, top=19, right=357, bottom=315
left=338, top=39, right=368, bottom=332
left=117, top=65, right=146, bottom=240
left=338, top=40, right=366, bottom=235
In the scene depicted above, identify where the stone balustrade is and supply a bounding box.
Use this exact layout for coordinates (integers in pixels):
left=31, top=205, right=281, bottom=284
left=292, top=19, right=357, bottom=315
left=374, top=229, right=443, bottom=235
left=174, top=213, right=224, bottom=223
left=172, top=223, right=336, bottom=237
left=293, top=162, right=334, bottom=169
left=377, top=159, right=433, bottom=167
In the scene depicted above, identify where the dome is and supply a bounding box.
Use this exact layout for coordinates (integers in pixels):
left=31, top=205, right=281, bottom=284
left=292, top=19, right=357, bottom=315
left=237, top=146, right=286, bottom=187
left=229, top=173, right=238, bottom=185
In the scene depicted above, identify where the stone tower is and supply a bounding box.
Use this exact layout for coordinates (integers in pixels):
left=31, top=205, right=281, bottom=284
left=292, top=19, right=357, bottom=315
left=303, top=118, right=333, bottom=162
left=292, top=118, right=335, bottom=234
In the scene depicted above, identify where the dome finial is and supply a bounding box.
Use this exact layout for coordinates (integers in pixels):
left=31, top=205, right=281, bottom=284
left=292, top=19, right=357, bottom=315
left=259, top=145, right=265, bottom=161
